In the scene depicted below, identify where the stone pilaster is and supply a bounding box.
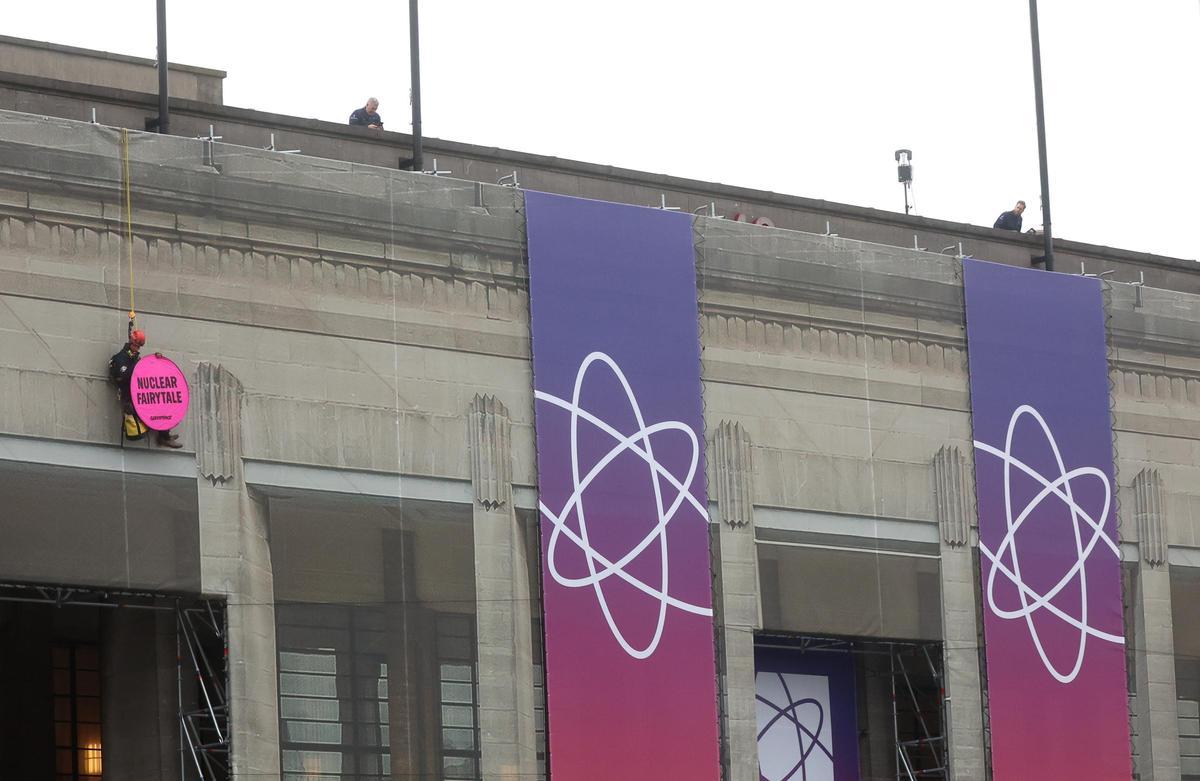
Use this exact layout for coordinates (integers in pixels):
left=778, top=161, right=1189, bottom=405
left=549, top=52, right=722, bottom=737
left=195, top=363, right=242, bottom=485
left=713, top=420, right=761, bottom=781
left=468, top=394, right=537, bottom=780
left=469, top=394, right=512, bottom=510
left=714, top=420, right=755, bottom=529
left=933, top=445, right=971, bottom=546
left=194, top=363, right=281, bottom=779
left=1135, top=469, right=1168, bottom=567
left=932, top=446, right=986, bottom=779
left=1131, top=468, right=1182, bottom=781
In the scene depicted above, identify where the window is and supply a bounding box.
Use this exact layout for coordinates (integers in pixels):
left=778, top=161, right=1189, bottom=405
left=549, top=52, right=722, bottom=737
left=52, top=645, right=103, bottom=781
left=277, top=605, right=389, bottom=780
left=437, top=614, right=480, bottom=781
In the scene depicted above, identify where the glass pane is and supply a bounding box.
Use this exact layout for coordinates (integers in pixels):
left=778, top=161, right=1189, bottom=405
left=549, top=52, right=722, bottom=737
left=279, top=672, right=337, bottom=698
left=441, top=704, right=474, bottom=728
left=77, top=722, right=102, bottom=745
left=79, top=742, right=103, bottom=775
left=56, top=749, right=73, bottom=773
left=440, top=663, right=472, bottom=682
left=443, top=754, right=477, bottom=779
left=54, top=697, right=70, bottom=721
left=281, top=749, right=343, bottom=773
left=76, top=670, right=100, bottom=696
left=442, top=727, right=476, bottom=751
left=283, top=720, right=342, bottom=744
left=52, top=646, right=69, bottom=667
left=55, top=722, right=71, bottom=747
left=76, top=698, right=100, bottom=723
left=52, top=669, right=69, bottom=694
left=280, top=651, right=337, bottom=674
left=441, top=682, right=474, bottom=704
left=280, top=696, right=340, bottom=722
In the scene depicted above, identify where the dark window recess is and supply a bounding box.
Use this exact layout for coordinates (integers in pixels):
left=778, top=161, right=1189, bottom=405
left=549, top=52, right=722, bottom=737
left=52, top=644, right=103, bottom=781
left=277, top=606, right=389, bottom=780
left=532, top=616, right=547, bottom=780
left=437, top=613, right=481, bottom=781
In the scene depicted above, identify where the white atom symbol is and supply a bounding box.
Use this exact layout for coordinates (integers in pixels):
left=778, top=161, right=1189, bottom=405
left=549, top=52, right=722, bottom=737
left=535, top=351, right=711, bottom=660
left=974, top=404, right=1123, bottom=684
left=756, top=672, right=834, bottom=781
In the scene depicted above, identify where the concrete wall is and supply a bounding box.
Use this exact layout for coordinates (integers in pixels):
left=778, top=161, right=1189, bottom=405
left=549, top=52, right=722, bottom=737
left=0, top=35, right=224, bottom=103
left=0, top=111, right=1196, bottom=779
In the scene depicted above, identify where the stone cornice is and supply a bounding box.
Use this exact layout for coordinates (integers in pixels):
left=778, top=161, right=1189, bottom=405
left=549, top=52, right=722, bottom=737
left=1, top=186, right=1198, bottom=393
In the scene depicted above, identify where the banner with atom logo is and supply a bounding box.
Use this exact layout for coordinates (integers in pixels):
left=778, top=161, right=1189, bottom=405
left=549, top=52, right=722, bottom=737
left=526, top=191, right=721, bottom=779
left=964, top=259, right=1132, bottom=779
left=755, top=647, right=859, bottom=781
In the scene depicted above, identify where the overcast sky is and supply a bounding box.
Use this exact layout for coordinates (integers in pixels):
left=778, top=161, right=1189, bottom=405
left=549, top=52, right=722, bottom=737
left=8, top=1, right=1199, bottom=260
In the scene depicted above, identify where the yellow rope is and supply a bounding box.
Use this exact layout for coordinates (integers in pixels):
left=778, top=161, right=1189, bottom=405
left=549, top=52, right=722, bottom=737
left=121, top=128, right=136, bottom=326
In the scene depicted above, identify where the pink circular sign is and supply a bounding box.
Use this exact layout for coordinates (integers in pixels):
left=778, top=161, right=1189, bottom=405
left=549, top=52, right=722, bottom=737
left=130, top=354, right=190, bottom=431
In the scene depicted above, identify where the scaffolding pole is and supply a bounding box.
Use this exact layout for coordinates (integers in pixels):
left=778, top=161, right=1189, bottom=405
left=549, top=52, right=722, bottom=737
left=891, top=642, right=948, bottom=780
left=177, top=600, right=230, bottom=780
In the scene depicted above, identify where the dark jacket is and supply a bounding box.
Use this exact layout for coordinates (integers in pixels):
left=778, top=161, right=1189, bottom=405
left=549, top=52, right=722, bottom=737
left=349, top=108, right=383, bottom=127
left=993, top=210, right=1023, bottom=231
left=109, top=344, right=139, bottom=402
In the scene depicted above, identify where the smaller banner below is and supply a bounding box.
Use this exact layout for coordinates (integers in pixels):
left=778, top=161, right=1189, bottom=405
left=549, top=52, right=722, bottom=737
left=963, top=259, right=1131, bottom=779
left=130, top=354, right=190, bottom=431
left=755, top=647, right=860, bottom=781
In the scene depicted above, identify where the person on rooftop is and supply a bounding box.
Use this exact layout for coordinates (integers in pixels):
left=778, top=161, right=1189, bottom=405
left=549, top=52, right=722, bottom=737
left=993, top=200, right=1026, bottom=232
left=349, top=98, right=383, bottom=129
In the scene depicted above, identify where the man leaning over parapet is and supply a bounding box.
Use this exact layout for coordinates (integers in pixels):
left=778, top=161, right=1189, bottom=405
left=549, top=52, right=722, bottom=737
left=349, top=97, right=383, bottom=129
left=993, top=200, right=1025, bottom=231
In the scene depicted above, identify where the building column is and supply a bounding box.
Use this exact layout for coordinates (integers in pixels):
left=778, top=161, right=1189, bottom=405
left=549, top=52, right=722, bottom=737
left=713, top=421, right=762, bottom=781
left=932, top=446, right=987, bottom=780
left=100, top=609, right=180, bottom=780
left=1132, top=469, right=1182, bottom=781
left=468, top=395, right=537, bottom=780
left=194, top=363, right=281, bottom=779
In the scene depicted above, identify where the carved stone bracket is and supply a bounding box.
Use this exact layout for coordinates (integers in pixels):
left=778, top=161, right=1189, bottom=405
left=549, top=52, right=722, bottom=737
left=468, top=394, right=512, bottom=510
left=195, top=362, right=243, bottom=484
left=713, top=420, right=755, bottom=528
left=933, top=446, right=972, bottom=546
left=1133, top=468, right=1167, bottom=567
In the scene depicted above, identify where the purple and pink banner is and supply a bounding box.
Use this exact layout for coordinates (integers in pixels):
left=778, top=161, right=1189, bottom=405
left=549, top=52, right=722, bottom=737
left=526, top=191, right=720, bottom=780
left=963, top=259, right=1131, bottom=779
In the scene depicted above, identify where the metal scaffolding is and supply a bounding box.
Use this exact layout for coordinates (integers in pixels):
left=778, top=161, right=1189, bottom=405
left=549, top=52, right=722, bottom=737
left=889, top=642, right=947, bottom=780
left=178, top=600, right=230, bottom=780
left=757, top=634, right=948, bottom=781
left=0, top=583, right=231, bottom=779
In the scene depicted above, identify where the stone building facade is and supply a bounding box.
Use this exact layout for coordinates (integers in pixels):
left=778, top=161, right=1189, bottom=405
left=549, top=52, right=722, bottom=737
left=0, top=38, right=1196, bottom=781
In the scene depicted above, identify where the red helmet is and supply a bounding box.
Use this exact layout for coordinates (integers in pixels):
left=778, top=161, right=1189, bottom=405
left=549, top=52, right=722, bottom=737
left=130, top=329, right=146, bottom=347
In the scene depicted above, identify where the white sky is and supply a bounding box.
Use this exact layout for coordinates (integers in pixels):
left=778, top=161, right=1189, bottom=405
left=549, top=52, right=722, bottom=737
left=7, top=1, right=1199, bottom=260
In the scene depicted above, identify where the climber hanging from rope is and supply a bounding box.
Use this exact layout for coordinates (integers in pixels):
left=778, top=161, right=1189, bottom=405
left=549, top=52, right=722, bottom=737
left=109, top=326, right=181, bottom=448
left=108, top=128, right=183, bottom=448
